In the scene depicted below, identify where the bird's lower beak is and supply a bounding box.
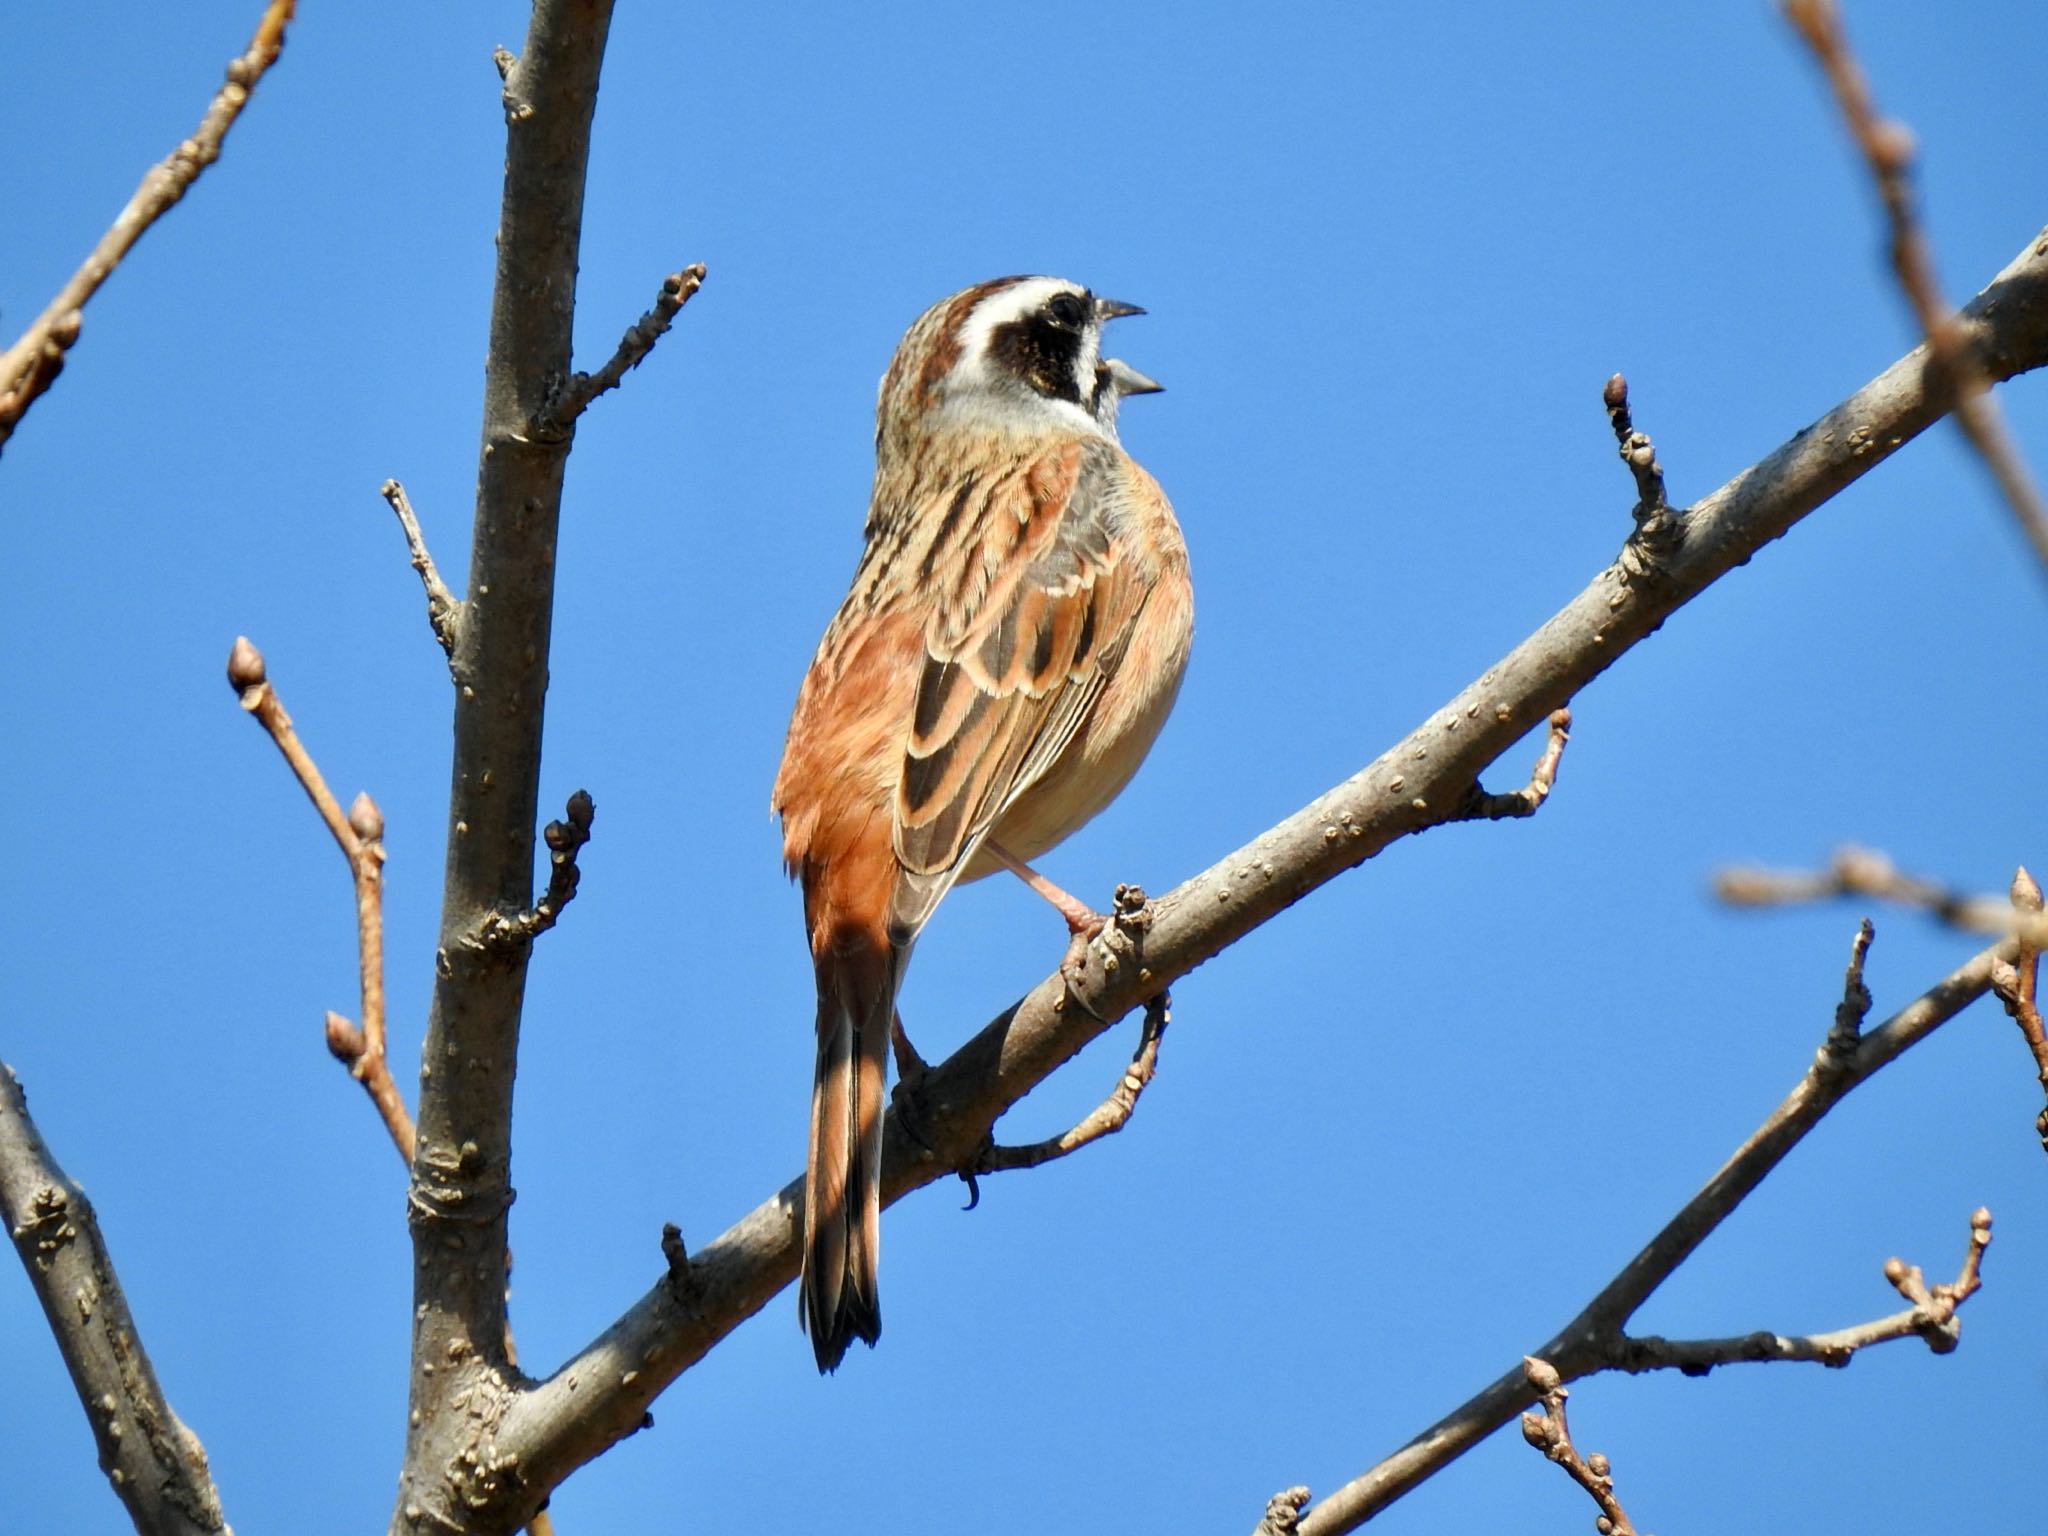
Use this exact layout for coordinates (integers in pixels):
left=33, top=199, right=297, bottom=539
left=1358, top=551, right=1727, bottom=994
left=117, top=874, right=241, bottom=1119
left=1094, top=297, right=1146, bottom=322
left=1104, top=357, right=1164, bottom=396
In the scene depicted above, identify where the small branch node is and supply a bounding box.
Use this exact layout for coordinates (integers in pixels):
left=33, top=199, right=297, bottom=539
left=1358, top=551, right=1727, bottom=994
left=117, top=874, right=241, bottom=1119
left=540, top=262, right=707, bottom=433
left=1518, top=1356, right=1641, bottom=1536
left=481, top=790, right=597, bottom=951
left=975, top=988, right=1172, bottom=1177
left=1988, top=866, right=2048, bottom=1148
left=659, top=1222, right=696, bottom=1300
left=1250, top=1486, right=1313, bottom=1536
left=1822, top=917, right=1877, bottom=1064
left=381, top=478, right=462, bottom=657
left=492, top=44, right=516, bottom=80
left=1604, top=372, right=1682, bottom=560
left=1460, top=707, right=1572, bottom=820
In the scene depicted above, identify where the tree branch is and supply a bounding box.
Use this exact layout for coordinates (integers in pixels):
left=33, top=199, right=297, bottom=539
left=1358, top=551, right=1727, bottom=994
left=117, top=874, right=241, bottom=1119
left=392, top=2, right=618, bottom=1530
left=1785, top=0, right=2048, bottom=578
left=0, top=1065, right=232, bottom=1535
left=1715, top=844, right=2012, bottom=933
left=972, top=988, right=1170, bottom=1182
left=540, top=264, right=706, bottom=433
left=1287, top=935, right=2009, bottom=1535
left=228, top=638, right=415, bottom=1163
left=380, top=479, right=462, bottom=659
left=0, top=0, right=294, bottom=455
left=1518, top=1358, right=1640, bottom=1536
left=1988, top=866, right=2048, bottom=1151
left=483, top=228, right=2048, bottom=1526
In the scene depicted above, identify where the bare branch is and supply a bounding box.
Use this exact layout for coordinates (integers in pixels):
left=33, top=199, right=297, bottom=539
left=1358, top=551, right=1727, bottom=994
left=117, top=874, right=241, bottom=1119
left=1785, top=0, right=2048, bottom=578
left=227, top=638, right=415, bottom=1163
left=1519, top=1358, right=1640, bottom=1536
left=1988, top=865, right=2048, bottom=1150
left=542, top=264, right=707, bottom=432
left=488, top=230, right=2048, bottom=1520
left=1458, top=707, right=1571, bottom=821
left=974, top=989, right=1171, bottom=1178
left=1249, top=1487, right=1313, bottom=1536
left=1714, top=845, right=2010, bottom=932
left=394, top=2, right=620, bottom=1528
left=1826, top=916, right=1877, bottom=1059
left=1289, top=938, right=2009, bottom=1536
left=0, top=1065, right=232, bottom=1535
left=0, top=0, right=294, bottom=455
left=380, top=480, right=462, bottom=658
left=481, top=790, right=596, bottom=952
left=1603, top=373, right=1680, bottom=554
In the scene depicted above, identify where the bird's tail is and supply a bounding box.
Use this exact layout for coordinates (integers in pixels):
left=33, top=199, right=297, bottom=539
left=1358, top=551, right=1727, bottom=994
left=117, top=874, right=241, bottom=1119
left=801, top=932, right=896, bottom=1372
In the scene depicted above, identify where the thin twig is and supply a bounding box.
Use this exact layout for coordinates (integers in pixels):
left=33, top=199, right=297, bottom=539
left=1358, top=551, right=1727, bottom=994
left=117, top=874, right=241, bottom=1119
left=1618, top=1206, right=1991, bottom=1371
left=1287, top=937, right=2010, bottom=1536
left=1714, top=845, right=2010, bottom=933
left=1518, top=1358, right=1641, bottom=1536
left=1825, top=917, right=1877, bottom=1061
left=975, top=990, right=1171, bottom=1176
left=0, top=0, right=295, bottom=454
left=541, top=264, right=706, bottom=432
left=1988, top=866, right=2048, bottom=1151
left=481, top=790, right=595, bottom=950
left=1459, top=708, right=1571, bottom=820
left=227, top=637, right=415, bottom=1163
left=1785, top=0, right=2048, bottom=579
left=380, top=479, right=461, bottom=657
left=1604, top=373, right=1681, bottom=554
left=0, top=1065, right=232, bottom=1535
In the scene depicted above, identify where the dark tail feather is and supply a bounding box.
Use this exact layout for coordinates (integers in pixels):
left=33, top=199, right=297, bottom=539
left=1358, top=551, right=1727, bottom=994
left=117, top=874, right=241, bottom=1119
left=802, top=937, right=894, bottom=1372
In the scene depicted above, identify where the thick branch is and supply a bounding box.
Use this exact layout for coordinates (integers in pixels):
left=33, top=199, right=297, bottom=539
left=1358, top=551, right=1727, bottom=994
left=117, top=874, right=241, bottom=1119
left=1291, top=938, right=2009, bottom=1535
left=486, top=230, right=2048, bottom=1523
left=0, top=0, right=293, bottom=455
left=393, top=2, right=617, bottom=1531
left=1786, top=0, right=2048, bottom=577
left=0, top=1065, right=231, bottom=1535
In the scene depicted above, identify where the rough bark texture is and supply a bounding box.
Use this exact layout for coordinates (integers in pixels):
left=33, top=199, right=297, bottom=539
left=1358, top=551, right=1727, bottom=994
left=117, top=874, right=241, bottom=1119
left=481, top=227, right=2048, bottom=1515
left=0, top=1067, right=231, bottom=1536
left=390, top=3, right=615, bottom=1531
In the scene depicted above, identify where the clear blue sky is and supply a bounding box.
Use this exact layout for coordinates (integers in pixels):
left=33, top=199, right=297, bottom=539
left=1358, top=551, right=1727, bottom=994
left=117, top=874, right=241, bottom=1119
left=4, top=3, right=2046, bottom=1531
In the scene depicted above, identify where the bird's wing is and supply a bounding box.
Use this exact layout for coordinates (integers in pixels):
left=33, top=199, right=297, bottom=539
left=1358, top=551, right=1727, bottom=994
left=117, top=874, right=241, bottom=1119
left=887, top=437, right=1149, bottom=942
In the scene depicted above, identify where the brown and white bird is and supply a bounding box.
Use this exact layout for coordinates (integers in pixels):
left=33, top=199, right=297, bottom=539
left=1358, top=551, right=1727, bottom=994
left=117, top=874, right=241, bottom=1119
left=773, top=274, right=1193, bottom=1372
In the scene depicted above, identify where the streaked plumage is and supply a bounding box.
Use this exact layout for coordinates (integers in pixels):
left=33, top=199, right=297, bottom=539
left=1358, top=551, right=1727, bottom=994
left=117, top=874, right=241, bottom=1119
left=772, top=275, right=1192, bottom=1371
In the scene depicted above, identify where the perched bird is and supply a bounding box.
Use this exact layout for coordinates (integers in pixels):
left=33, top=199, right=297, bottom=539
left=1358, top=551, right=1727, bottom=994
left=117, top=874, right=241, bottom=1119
left=773, top=275, right=1193, bottom=1372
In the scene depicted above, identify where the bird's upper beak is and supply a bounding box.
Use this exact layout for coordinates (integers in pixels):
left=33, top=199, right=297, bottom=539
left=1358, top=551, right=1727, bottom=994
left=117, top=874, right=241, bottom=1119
left=1094, top=297, right=1146, bottom=322
left=1103, top=357, right=1164, bottom=397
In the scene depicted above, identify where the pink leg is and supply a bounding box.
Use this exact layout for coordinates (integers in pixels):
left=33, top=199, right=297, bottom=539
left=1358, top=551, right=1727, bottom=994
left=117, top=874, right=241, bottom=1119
left=986, top=841, right=1106, bottom=936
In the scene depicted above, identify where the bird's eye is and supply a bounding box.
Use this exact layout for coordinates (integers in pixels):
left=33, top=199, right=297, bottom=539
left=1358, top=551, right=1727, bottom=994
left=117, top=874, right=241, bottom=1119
left=1046, top=292, right=1086, bottom=329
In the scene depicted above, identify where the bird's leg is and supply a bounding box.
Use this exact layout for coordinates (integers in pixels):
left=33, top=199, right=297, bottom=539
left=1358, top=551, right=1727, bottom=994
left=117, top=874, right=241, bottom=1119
left=985, top=840, right=1107, bottom=937
left=888, top=1009, right=937, bottom=1156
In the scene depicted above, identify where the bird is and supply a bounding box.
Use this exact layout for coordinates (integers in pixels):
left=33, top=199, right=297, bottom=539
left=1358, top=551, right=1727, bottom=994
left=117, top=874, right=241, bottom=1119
left=771, top=275, right=1193, bottom=1372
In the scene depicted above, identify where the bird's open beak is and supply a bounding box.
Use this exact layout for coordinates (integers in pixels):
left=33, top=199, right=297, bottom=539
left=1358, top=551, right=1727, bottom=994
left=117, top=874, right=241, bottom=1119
left=1094, top=297, right=1146, bottom=322
left=1103, top=357, right=1164, bottom=397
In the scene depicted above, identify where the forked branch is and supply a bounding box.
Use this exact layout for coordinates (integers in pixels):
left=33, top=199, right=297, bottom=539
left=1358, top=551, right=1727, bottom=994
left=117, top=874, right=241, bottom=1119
left=227, top=637, right=414, bottom=1163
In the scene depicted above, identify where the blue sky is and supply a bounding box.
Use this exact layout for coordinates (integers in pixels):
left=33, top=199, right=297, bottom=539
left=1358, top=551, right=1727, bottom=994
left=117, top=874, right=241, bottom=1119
left=4, top=3, right=2046, bottom=1531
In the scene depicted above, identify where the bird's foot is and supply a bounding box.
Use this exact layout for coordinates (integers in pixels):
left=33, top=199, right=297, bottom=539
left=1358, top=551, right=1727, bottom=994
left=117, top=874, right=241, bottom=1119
left=888, top=1010, right=938, bottom=1156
